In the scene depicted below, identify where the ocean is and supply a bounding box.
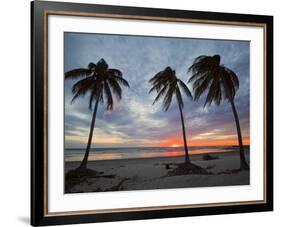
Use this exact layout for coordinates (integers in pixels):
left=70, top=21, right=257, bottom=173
left=64, top=146, right=248, bottom=162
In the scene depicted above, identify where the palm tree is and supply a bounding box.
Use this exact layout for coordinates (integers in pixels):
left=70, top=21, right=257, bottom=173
left=149, top=67, right=193, bottom=163
left=188, top=54, right=249, bottom=170
left=65, top=58, right=130, bottom=171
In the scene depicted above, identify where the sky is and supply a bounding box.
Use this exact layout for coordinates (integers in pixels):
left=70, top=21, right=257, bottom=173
left=64, top=32, right=250, bottom=149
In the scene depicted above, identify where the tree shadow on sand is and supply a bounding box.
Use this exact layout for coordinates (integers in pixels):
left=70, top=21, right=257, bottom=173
left=164, top=162, right=249, bottom=177
left=216, top=168, right=250, bottom=175
left=65, top=168, right=115, bottom=192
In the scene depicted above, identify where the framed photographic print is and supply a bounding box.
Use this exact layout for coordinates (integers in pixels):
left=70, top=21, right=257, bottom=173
left=31, top=0, right=273, bottom=226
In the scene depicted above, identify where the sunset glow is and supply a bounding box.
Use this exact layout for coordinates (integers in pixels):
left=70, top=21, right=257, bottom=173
left=159, top=136, right=250, bottom=148
left=65, top=131, right=250, bottom=148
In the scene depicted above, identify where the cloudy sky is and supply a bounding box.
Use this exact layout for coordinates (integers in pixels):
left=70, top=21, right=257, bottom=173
left=64, top=32, right=250, bottom=149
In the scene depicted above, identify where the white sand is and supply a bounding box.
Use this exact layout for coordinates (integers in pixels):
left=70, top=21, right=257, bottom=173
left=65, top=150, right=250, bottom=193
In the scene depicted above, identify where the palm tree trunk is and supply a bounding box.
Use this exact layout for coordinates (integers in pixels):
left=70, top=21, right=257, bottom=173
left=79, top=99, right=99, bottom=170
left=230, top=100, right=249, bottom=170
left=177, top=102, right=190, bottom=163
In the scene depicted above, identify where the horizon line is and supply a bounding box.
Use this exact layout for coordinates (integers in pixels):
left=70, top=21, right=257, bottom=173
left=65, top=144, right=250, bottom=150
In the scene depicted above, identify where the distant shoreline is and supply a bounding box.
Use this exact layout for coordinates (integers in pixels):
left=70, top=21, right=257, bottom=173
left=65, top=148, right=249, bottom=164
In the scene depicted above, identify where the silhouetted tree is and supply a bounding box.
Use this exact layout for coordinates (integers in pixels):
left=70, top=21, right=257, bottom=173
left=188, top=55, right=249, bottom=170
left=65, top=58, right=130, bottom=170
left=149, top=67, right=193, bottom=163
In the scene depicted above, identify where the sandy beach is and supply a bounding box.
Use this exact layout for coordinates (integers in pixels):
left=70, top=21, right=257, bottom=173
left=65, top=149, right=250, bottom=193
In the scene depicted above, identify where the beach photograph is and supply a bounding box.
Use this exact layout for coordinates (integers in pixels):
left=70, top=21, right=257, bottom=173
left=64, top=32, right=250, bottom=193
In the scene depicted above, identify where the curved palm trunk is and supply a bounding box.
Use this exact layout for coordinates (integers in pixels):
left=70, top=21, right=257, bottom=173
left=177, top=102, right=190, bottom=163
left=79, top=99, right=99, bottom=170
left=230, top=100, right=249, bottom=170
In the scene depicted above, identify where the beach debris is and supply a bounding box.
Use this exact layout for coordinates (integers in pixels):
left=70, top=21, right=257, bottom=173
left=202, top=153, right=219, bottom=161
left=162, top=163, right=179, bottom=170
left=166, top=162, right=211, bottom=176
left=165, top=164, right=172, bottom=169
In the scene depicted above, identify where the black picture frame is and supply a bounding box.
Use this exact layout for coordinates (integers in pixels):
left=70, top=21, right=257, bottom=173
left=31, top=0, right=273, bottom=226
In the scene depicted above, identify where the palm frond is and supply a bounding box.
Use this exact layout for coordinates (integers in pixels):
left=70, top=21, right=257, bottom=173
left=162, top=81, right=176, bottom=111
left=70, top=77, right=94, bottom=103
left=193, top=74, right=212, bottom=101
left=224, top=67, right=239, bottom=89
left=88, top=85, right=103, bottom=109
left=175, top=86, right=184, bottom=109
left=148, top=81, right=167, bottom=93
left=149, top=81, right=168, bottom=94
left=178, top=79, right=193, bottom=99
left=71, top=77, right=93, bottom=93
left=162, top=90, right=174, bottom=112
left=148, top=85, right=158, bottom=94
left=108, top=77, right=122, bottom=100
left=88, top=90, right=95, bottom=109
left=108, top=69, right=123, bottom=77
left=204, top=78, right=221, bottom=107
left=103, top=81, right=114, bottom=110
left=149, top=67, right=185, bottom=112
left=71, top=88, right=89, bottom=104
left=148, top=71, right=162, bottom=83
left=111, top=75, right=130, bottom=88
left=67, top=59, right=129, bottom=112
left=189, top=54, right=240, bottom=106
left=214, top=81, right=222, bottom=105
left=188, top=71, right=207, bottom=83
left=65, top=68, right=91, bottom=79
left=99, top=85, right=104, bottom=104
left=152, top=83, right=169, bottom=105
left=188, top=55, right=209, bottom=73
left=188, top=55, right=220, bottom=76
left=149, top=67, right=173, bottom=84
